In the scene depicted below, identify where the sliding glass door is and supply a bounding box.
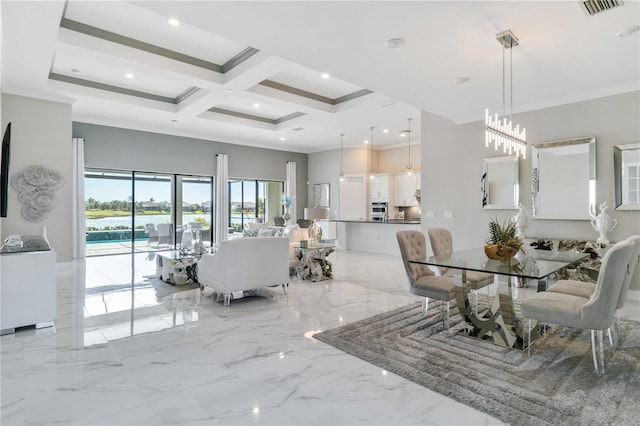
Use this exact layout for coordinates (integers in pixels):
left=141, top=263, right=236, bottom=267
left=85, top=168, right=214, bottom=256
left=229, top=179, right=283, bottom=233
left=134, top=172, right=174, bottom=250
left=85, top=170, right=133, bottom=256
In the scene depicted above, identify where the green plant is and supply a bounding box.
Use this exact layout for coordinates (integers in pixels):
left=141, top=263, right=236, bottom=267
left=486, top=217, right=521, bottom=248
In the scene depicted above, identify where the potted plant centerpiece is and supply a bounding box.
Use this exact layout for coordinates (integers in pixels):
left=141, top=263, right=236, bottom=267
left=484, top=217, right=523, bottom=261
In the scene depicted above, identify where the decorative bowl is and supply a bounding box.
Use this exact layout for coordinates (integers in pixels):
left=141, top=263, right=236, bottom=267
left=484, top=243, right=520, bottom=261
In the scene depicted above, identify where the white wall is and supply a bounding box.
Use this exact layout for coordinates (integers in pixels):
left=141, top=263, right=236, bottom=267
left=421, top=91, right=640, bottom=289
left=1, top=94, right=73, bottom=262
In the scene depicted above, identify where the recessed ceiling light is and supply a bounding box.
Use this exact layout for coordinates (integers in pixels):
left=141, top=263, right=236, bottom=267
left=253, top=103, right=260, bottom=108
left=280, top=136, right=285, bottom=141
left=364, top=140, right=369, bottom=144
left=167, top=17, right=180, bottom=26
left=321, top=73, right=330, bottom=79
left=383, top=129, right=389, bottom=133
left=456, top=76, right=470, bottom=85
left=617, top=25, right=640, bottom=37
left=226, top=89, right=233, bottom=93
left=125, top=72, right=135, bottom=79
left=71, top=68, right=80, bottom=74
left=401, top=133, right=406, bottom=138
left=385, top=38, right=404, bottom=48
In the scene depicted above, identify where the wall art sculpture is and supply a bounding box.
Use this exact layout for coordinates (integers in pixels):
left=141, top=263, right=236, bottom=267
left=11, top=165, right=63, bottom=222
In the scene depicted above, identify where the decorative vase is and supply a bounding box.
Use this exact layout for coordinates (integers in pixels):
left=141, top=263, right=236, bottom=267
left=283, top=205, right=291, bottom=226
left=513, top=203, right=529, bottom=239
left=484, top=243, right=520, bottom=261
left=181, top=227, right=194, bottom=254
left=591, top=202, right=617, bottom=245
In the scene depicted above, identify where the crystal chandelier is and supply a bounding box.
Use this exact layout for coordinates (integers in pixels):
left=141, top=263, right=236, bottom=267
left=485, top=30, right=527, bottom=159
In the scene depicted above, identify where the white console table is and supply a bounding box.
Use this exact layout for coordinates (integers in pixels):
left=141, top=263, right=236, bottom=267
left=1, top=238, right=56, bottom=335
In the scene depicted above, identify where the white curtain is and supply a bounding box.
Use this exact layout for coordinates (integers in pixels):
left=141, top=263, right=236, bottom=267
left=72, top=138, right=86, bottom=259
left=215, top=154, right=229, bottom=245
left=285, top=161, right=297, bottom=224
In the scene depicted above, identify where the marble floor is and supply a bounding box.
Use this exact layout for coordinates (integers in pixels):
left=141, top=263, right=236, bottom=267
left=2, top=250, right=639, bottom=425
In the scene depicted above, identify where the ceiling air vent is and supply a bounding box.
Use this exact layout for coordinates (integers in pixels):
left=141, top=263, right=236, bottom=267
left=579, top=0, right=624, bottom=16
left=292, top=127, right=304, bottom=131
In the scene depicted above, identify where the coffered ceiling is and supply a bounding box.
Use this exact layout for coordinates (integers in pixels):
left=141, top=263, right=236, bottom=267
left=2, top=1, right=638, bottom=153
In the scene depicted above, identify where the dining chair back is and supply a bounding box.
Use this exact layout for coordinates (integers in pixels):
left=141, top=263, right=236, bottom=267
left=397, top=230, right=455, bottom=326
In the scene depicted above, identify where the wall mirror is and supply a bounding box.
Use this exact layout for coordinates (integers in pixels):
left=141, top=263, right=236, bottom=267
left=531, top=136, right=595, bottom=220
left=614, top=142, right=640, bottom=210
left=314, top=183, right=330, bottom=207
left=481, top=155, right=519, bottom=209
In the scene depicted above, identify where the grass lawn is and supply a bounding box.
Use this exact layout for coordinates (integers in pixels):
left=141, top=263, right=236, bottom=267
left=85, top=210, right=170, bottom=219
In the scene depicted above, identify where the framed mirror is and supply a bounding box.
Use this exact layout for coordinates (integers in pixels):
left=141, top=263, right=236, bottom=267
left=614, top=142, right=640, bottom=210
left=314, top=183, right=330, bottom=207
left=531, top=136, right=596, bottom=220
left=481, top=155, right=519, bottom=209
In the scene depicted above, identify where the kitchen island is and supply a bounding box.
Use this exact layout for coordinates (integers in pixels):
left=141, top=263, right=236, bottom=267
left=332, top=219, right=421, bottom=255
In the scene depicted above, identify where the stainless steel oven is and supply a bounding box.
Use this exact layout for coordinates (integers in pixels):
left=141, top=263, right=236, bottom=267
left=370, top=202, right=388, bottom=221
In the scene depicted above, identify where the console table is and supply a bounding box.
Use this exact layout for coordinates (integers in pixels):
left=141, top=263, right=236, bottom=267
left=1, top=236, right=56, bottom=335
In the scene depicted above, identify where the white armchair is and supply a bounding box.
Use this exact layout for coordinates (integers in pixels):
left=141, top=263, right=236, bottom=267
left=198, top=237, right=290, bottom=306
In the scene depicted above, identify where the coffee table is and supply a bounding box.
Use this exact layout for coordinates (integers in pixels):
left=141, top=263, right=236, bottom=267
left=157, top=251, right=200, bottom=285
left=294, top=242, right=335, bottom=281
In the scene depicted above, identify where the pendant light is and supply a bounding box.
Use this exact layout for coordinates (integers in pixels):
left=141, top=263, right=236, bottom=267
left=484, top=30, right=527, bottom=158
left=339, top=133, right=345, bottom=183
left=368, top=126, right=375, bottom=180
left=405, top=118, right=413, bottom=176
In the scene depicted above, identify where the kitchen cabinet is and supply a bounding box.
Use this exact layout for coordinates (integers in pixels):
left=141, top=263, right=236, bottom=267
left=394, top=172, right=420, bottom=206
left=369, top=173, right=393, bottom=202
left=339, top=175, right=367, bottom=220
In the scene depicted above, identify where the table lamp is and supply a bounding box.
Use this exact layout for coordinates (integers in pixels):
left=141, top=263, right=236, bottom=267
left=304, top=207, right=329, bottom=242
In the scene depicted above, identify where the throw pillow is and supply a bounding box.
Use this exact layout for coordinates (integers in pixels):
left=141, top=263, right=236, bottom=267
left=258, top=227, right=275, bottom=237
left=272, top=226, right=284, bottom=237
left=243, top=229, right=259, bottom=238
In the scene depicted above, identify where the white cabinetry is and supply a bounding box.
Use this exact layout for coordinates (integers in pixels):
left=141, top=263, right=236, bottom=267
left=369, top=174, right=393, bottom=202
left=339, top=175, right=367, bottom=220
left=1, top=249, right=56, bottom=334
left=394, top=172, right=420, bottom=206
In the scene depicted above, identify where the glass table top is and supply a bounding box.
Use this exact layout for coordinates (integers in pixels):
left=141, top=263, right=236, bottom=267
left=411, top=247, right=590, bottom=280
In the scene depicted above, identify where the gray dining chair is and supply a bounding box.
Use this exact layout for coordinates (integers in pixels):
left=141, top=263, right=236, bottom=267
left=397, top=230, right=456, bottom=328
left=521, top=239, right=635, bottom=375
left=545, top=235, right=640, bottom=348
left=427, top=227, right=494, bottom=312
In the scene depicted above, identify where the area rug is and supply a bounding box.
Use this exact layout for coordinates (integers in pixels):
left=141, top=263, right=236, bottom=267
left=314, top=301, right=640, bottom=426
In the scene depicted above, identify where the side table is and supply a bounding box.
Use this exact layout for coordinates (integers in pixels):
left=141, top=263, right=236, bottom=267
left=295, top=243, right=335, bottom=281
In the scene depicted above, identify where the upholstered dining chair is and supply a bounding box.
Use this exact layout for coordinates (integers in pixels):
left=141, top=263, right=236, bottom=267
left=397, top=230, right=456, bottom=328
left=545, top=235, right=640, bottom=348
left=521, top=239, right=635, bottom=375
left=427, top=228, right=494, bottom=312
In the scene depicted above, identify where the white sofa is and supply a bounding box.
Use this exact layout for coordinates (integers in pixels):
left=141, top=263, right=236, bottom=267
left=198, top=236, right=289, bottom=306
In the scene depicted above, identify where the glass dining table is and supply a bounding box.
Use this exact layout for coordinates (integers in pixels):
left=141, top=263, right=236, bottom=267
left=410, top=247, right=590, bottom=349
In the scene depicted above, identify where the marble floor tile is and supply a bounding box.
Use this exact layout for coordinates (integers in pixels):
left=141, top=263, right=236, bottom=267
left=2, top=249, right=638, bottom=425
